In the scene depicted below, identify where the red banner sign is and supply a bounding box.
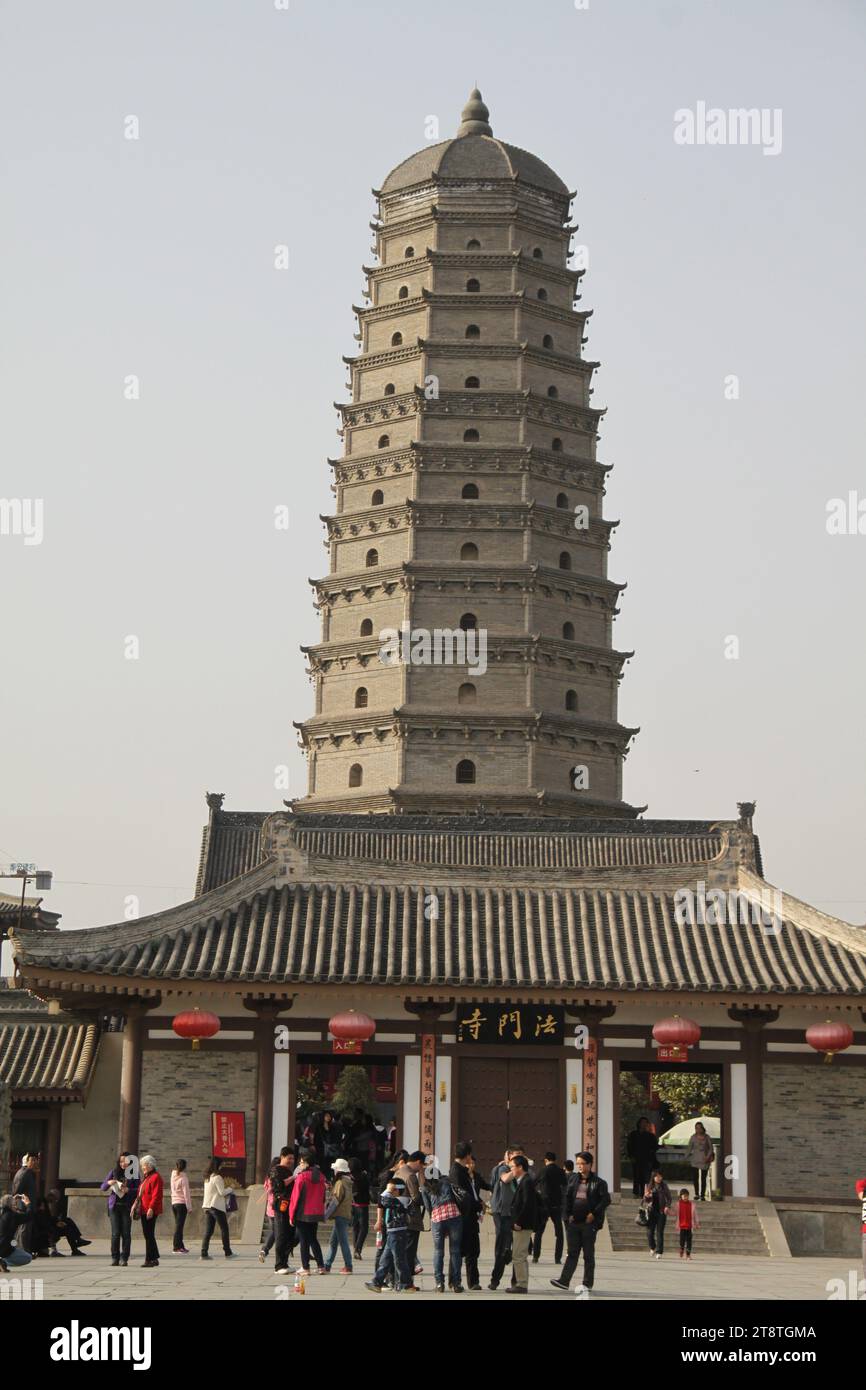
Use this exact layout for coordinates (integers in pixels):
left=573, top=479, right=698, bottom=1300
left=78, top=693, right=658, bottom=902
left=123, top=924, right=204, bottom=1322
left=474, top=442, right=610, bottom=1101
left=657, top=1044, right=689, bottom=1062
left=420, top=1033, right=436, bottom=1158
left=332, top=1038, right=362, bottom=1054
left=211, top=1111, right=246, bottom=1160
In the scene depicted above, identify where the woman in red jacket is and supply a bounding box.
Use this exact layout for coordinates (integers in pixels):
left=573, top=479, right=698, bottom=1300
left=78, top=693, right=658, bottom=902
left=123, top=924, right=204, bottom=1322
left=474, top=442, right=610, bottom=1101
left=135, top=1155, right=164, bottom=1268
left=288, top=1149, right=327, bottom=1275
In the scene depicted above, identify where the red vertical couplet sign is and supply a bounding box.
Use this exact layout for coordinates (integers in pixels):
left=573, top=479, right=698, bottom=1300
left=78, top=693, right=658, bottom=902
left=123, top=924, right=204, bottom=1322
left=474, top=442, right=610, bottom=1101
left=420, top=1034, right=436, bottom=1157
left=211, top=1111, right=246, bottom=1159
left=582, top=1038, right=598, bottom=1156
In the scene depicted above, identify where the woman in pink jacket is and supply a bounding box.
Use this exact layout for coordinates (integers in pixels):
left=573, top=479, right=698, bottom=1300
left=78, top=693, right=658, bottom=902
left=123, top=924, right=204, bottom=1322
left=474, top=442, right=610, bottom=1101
left=288, top=1149, right=327, bottom=1275
left=170, top=1159, right=192, bottom=1253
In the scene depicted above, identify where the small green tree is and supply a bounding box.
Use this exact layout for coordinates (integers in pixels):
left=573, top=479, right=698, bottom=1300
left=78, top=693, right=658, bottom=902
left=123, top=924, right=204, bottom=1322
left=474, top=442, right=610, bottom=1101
left=330, top=1065, right=378, bottom=1123
left=620, top=1070, right=651, bottom=1162
left=295, top=1068, right=328, bottom=1126
left=652, top=1071, right=720, bottom=1124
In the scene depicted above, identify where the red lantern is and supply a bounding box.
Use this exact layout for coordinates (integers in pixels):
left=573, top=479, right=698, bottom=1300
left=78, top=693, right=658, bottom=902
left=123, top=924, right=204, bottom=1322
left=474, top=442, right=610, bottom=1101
left=172, top=1007, right=220, bottom=1050
left=328, top=1009, right=376, bottom=1045
left=652, top=1016, right=701, bottom=1052
left=805, top=1020, right=854, bottom=1063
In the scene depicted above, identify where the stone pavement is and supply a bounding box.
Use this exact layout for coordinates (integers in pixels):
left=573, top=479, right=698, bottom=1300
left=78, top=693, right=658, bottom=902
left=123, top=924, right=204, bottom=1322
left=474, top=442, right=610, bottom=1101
left=10, top=1225, right=861, bottom=1301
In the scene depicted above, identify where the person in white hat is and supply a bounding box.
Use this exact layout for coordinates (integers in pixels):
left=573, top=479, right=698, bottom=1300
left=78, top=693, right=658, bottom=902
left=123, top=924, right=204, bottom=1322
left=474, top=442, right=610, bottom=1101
left=323, top=1157, right=355, bottom=1274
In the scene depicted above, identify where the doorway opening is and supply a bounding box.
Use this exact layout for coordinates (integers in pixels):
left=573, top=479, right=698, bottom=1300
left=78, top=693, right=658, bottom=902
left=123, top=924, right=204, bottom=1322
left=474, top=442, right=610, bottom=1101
left=619, top=1060, right=723, bottom=1200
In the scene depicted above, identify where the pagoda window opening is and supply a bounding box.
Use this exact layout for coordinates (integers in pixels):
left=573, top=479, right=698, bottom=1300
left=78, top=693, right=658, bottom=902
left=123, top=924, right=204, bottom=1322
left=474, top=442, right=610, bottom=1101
left=465, top=376, right=480, bottom=389
left=461, top=482, right=479, bottom=499
left=463, top=428, right=480, bottom=442
left=556, top=492, right=569, bottom=509
left=371, top=489, right=384, bottom=505
left=460, top=542, right=479, bottom=561
left=398, top=286, right=409, bottom=300
left=543, top=334, right=554, bottom=349
left=404, top=246, right=415, bottom=258
left=565, top=689, right=578, bottom=711
left=537, top=287, right=548, bottom=301
left=366, top=548, right=379, bottom=567
left=459, top=612, right=477, bottom=631
left=559, top=551, right=571, bottom=570
left=547, top=385, right=558, bottom=399
left=378, top=434, right=390, bottom=448
left=360, top=618, right=374, bottom=636
left=456, top=759, right=476, bottom=784
left=465, top=324, right=481, bottom=338
left=466, top=278, right=481, bottom=293
left=467, top=238, right=482, bottom=249
left=355, top=686, right=368, bottom=708
left=349, top=764, right=363, bottom=788
left=384, top=383, right=396, bottom=395
left=551, top=437, right=563, bottom=452
left=458, top=682, right=477, bottom=705
left=562, top=621, right=575, bottom=640
left=391, top=332, right=403, bottom=346
left=532, top=247, right=543, bottom=260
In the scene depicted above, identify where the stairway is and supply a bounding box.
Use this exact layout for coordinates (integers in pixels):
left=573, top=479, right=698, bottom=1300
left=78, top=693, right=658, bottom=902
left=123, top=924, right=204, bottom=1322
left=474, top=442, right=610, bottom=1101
left=607, top=1199, right=771, bottom=1256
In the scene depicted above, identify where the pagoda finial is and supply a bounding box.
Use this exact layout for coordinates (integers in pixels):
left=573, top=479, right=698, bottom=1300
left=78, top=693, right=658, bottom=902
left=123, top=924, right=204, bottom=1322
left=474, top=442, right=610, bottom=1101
left=458, top=87, right=492, bottom=138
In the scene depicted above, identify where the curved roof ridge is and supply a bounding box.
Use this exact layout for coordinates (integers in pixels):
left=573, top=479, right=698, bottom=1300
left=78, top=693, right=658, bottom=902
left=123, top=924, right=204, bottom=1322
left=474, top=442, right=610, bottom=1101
left=739, top=868, right=866, bottom=955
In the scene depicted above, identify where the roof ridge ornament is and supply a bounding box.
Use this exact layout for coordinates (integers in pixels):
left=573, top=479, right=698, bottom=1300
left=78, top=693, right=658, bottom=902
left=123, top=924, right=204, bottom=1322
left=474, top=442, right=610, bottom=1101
left=458, top=87, right=492, bottom=138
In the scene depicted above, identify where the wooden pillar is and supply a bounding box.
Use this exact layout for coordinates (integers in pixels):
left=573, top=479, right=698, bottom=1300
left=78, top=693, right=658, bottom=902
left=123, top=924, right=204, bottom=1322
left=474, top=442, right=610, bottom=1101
left=405, top=998, right=453, bottom=1158
left=118, top=997, right=161, bottom=1156
left=43, top=1106, right=62, bottom=1193
left=243, top=999, right=292, bottom=1181
left=728, top=1007, right=779, bottom=1197
left=564, top=1001, right=616, bottom=1157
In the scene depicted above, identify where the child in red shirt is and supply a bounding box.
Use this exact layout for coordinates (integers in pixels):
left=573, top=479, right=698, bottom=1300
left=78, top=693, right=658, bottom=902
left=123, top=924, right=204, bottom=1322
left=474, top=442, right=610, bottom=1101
left=856, top=1178, right=866, bottom=1279
left=675, top=1188, right=700, bottom=1259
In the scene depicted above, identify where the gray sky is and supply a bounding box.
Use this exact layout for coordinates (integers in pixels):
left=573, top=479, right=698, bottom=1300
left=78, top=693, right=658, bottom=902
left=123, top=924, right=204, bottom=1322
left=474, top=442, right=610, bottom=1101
left=2, top=0, right=864, bottom=939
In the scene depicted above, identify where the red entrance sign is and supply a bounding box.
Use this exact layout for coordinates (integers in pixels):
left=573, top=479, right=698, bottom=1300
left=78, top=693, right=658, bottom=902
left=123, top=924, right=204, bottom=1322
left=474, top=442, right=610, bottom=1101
left=657, top=1044, right=689, bottom=1062
left=211, top=1111, right=246, bottom=1160
left=333, top=1038, right=362, bottom=1054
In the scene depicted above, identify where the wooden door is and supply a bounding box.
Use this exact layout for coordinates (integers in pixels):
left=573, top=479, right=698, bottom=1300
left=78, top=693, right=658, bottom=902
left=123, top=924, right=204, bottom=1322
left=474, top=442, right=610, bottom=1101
left=456, top=1057, right=560, bottom=1176
left=457, top=1057, right=508, bottom=1176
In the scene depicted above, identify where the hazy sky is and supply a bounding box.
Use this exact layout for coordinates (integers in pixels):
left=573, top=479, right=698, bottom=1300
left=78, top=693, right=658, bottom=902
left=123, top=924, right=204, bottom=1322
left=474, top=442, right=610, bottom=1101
left=2, top=0, right=864, bottom=941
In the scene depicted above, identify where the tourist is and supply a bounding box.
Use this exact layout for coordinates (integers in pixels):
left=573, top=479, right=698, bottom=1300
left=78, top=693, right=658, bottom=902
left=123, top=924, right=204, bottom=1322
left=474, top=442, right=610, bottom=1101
left=170, top=1159, right=192, bottom=1253
left=627, top=1117, right=659, bottom=1201
left=32, top=1196, right=63, bottom=1256
left=564, top=1159, right=574, bottom=1176
left=856, top=1176, right=866, bottom=1281
left=675, top=1187, right=700, bottom=1259
left=686, top=1122, right=715, bottom=1201
left=46, top=1189, right=90, bottom=1256
left=643, top=1169, right=672, bottom=1259
left=314, top=1110, right=344, bottom=1176
left=271, top=1147, right=297, bottom=1274
left=135, top=1155, right=164, bottom=1269
left=260, top=1156, right=279, bottom=1264
left=488, top=1145, right=518, bottom=1290
left=349, top=1158, right=371, bottom=1258
left=550, top=1150, right=611, bottom=1296
left=422, top=1164, right=464, bottom=1292
left=392, top=1150, right=426, bottom=1281
left=506, top=1154, right=537, bottom=1294
left=449, top=1141, right=487, bottom=1290
left=533, top=1152, right=566, bottom=1264
left=364, top=1175, right=413, bottom=1293
left=100, top=1152, right=139, bottom=1267
left=200, top=1158, right=234, bottom=1259
left=372, top=1150, right=405, bottom=1281
left=289, top=1147, right=327, bottom=1275
left=11, top=1154, right=39, bottom=1253
left=323, top=1156, right=354, bottom=1273
left=0, top=1194, right=33, bottom=1271
left=386, top=1116, right=397, bottom=1156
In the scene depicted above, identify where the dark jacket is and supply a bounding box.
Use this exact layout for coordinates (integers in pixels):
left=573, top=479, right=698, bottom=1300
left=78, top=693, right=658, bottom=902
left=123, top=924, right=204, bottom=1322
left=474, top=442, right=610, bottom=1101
left=270, top=1163, right=295, bottom=1212
left=627, top=1129, right=659, bottom=1168
left=564, top=1171, right=611, bottom=1228
left=511, top=1172, right=539, bottom=1230
left=536, top=1162, right=567, bottom=1214
left=0, top=1201, right=32, bottom=1258
left=380, top=1191, right=409, bottom=1232
left=12, top=1166, right=38, bottom=1205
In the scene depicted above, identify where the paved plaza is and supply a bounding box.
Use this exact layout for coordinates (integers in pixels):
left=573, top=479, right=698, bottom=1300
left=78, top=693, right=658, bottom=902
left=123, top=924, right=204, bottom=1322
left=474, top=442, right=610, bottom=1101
left=10, top=1226, right=860, bottom=1302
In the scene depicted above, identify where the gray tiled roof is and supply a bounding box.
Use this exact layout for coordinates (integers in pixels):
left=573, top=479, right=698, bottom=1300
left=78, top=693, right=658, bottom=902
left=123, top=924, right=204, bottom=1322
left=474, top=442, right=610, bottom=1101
left=0, top=990, right=99, bottom=1096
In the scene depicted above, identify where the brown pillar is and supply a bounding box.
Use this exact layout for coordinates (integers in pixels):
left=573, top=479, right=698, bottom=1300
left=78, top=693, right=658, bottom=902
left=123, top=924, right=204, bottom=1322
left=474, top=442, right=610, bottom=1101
left=564, top=1002, right=616, bottom=1157
left=243, top=999, right=291, bottom=1182
left=43, top=1106, right=62, bottom=1193
left=118, top=997, right=161, bottom=1156
left=405, top=999, right=453, bottom=1158
left=728, top=1006, right=779, bottom=1197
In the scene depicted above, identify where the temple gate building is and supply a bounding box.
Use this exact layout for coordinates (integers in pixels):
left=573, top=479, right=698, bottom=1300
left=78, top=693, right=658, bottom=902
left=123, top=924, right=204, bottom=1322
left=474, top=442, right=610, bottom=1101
left=7, top=94, right=866, bottom=1245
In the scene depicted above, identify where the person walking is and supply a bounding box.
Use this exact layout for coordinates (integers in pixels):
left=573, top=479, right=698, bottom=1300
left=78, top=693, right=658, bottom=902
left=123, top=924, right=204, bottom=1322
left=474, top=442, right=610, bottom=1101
left=644, top=1169, right=672, bottom=1259
left=675, top=1187, right=700, bottom=1259
left=349, top=1158, right=371, bottom=1259
left=260, top=1157, right=279, bottom=1264
left=533, top=1152, right=566, bottom=1264
left=626, top=1118, right=659, bottom=1201
left=11, top=1155, right=39, bottom=1253
left=289, top=1148, right=327, bottom=1275
left=100, top=1153, right=139, bottom=1267
left=364, top=1176, right=414, bottom=1293
left=392, top=1150, right=426, bottom=1281
left=200, top=1159, right=235, bottom=1259
left=170, top=1159, right=192, bottom=1253
left=271, top=1147, right=297, bottom=1275
left=422, top=1165, right=464, bottom=1293
left=551, top=1151, right=611, bottom=1296
left=323, top=1157, right=354, bottom=1273
left=686, top=1122, right=715, bottom=1201
left=488, top=1146, right=518, bottom=1290
left=135, top=1155, right=164, bottom=1269
left=0, top=1194, right=34, bottom=1272
left=506, top=1154, right=537, bottom=1295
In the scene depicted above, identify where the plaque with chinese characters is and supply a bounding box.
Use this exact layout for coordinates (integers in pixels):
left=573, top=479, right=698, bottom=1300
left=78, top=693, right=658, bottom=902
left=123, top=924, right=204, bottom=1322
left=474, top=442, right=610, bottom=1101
left=456, top=1004, right=564, bottom=1045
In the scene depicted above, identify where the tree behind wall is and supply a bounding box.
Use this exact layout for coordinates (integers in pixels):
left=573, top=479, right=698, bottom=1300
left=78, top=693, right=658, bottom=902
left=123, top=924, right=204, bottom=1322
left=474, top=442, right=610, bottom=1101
left=652, top=1071, right=721, bottom=1122
left=330, top=1065, right=378, bottom=1122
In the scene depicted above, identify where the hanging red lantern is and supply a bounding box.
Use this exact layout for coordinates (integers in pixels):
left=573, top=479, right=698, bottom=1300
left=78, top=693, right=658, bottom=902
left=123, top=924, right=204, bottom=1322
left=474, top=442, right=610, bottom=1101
left=805, top=1020, right=853, bottom=1063
left=652, top=1016, right=702, bottom=1048
left=172, top=1007, right=220, bottom=1050
left=328, top=1009, right=376, bottom=1055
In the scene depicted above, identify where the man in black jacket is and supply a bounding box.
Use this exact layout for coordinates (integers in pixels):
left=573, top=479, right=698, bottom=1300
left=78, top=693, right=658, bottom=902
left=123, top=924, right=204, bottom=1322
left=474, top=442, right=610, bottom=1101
left=449, top=1141, right=488, bottom=1291
left=532, top=1152, right=566, bottom=1264
left=551, top=1151, right=610, bottom=1296
left=506, top=1154, right=538, bottom=1294
left=270, top=1148, right=296, bottom=1274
